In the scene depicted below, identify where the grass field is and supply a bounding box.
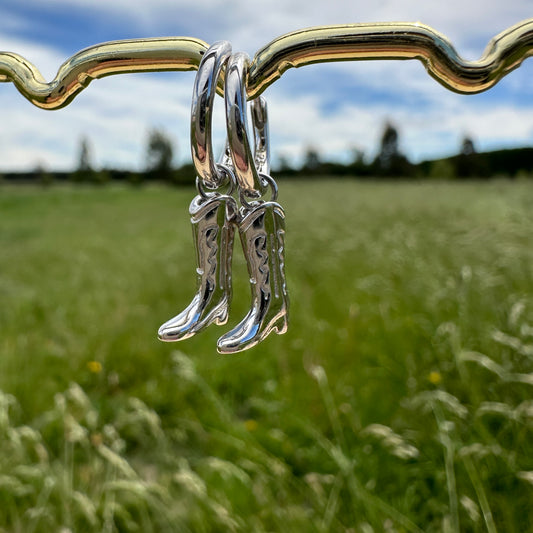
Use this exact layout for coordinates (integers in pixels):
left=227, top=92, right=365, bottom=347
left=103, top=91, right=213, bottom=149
left=0, top=179, right=532, bottom=532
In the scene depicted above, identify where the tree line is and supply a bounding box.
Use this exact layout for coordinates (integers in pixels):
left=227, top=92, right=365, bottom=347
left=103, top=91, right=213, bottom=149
left=2, top=123, right=533, bottom=186
left=295, top=123, right=533, bottom=180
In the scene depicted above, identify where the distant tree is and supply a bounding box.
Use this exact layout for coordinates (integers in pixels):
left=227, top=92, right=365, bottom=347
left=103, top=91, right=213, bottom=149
left=302, top=146, right=321, bottom=173
left=277, top=154, right=294, bottom=174
left=78, top=137, right=92, bottom=171
left=173, top=162, right=195, bottom=186
left=145, top=128, right=174, bottom=181
left=351, top=147, right=365, bottom=166
left=456, top=135, right=489, bottom=178
left=94, top=168, right=111, bottom=185
left=35, top=163, right=53, bottom=187
left=461, top=136, right=476, bottom=156
left=377, top=123, right=399, bottom=169
left=72, top=136, right=94, bottom=182
left=373, top=122, right=412, bottom=177
left=349, top=147, right=371, bottom=176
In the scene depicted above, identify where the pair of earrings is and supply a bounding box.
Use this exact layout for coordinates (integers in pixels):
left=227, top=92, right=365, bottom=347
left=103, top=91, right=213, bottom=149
left=158, top=42, right=289, bottom=353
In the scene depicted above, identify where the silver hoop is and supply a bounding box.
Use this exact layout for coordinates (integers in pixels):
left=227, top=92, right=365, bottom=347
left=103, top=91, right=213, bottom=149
left=225, top=52, right=267, bottom=198
left=191, top=41, right=232, bottom=189
left=196, top=163, right=236, bottom=199
left=218, top=95, right=270, bottom=176
left=251, top=96, right=270, bottom=176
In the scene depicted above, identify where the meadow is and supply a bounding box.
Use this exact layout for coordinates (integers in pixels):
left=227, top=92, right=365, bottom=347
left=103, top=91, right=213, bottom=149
left=0, top=179, right=532, bottom=532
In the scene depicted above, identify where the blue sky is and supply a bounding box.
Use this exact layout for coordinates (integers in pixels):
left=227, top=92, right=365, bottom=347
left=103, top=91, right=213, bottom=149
left=1, top=0, right=533, bottom=171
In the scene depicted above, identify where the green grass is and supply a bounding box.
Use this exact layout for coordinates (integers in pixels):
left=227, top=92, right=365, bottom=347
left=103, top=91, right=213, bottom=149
left=0, top=179, right=532, bottom=532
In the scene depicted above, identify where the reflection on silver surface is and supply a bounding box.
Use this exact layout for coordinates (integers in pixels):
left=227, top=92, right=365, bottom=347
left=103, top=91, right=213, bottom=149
left=158, top=193, right=237, bottom=341
left=191, top=41, right=232, bottom=189
left=224, top=52, right=266, bottom=197
left=159, top=47, right=277, bottom=349
left=217, top=201, right=288, bottom=354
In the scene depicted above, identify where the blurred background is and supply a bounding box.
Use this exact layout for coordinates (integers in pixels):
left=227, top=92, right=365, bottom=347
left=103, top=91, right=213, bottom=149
left=1, top=0, right=533, bottom=173
left=1, top=2, right=533, bottom=532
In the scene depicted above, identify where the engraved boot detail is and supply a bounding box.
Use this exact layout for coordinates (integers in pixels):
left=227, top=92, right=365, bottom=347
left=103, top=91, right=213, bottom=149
left=158, top=193, right=237, bottom=341
left=217, top=201, right=288, bottom=353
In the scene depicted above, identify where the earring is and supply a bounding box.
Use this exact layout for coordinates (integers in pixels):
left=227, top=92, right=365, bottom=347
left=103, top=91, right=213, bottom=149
left=217, top=52, right=289, bottom=354
left=158, top=41, right=236, bottom=341
left=158, top=45, right=280, bottom=346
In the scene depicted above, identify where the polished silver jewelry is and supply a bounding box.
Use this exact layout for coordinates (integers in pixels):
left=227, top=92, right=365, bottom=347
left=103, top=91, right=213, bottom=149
left=216, top=52, right=289, bottom=354
left=157, top=45, right=288, bottom=352
left=158, top=41, right=237, bottom=342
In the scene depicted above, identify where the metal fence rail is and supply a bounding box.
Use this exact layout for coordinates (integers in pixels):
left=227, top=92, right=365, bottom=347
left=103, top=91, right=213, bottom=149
left=1, top=19, right=533, bottom=109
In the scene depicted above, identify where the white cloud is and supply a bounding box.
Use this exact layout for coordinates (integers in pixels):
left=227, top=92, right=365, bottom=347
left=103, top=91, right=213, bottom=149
left=265, top=74, right=533, bottom=165
left=0, top=1, right=532, bottom=171
left=0, top=68, right=233, bottom=171
left=0, top=35, right=65, bottom=80
left=10, top=0, right=533, bottom=52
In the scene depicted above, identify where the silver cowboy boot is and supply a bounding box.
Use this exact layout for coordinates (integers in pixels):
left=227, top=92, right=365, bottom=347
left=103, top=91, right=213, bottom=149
left=158, top=98, right=271, bottom=343
left=217, top=54, right=289, bottom=353
left=217, top=198, right=288, bottom=354
left=158, top=190, right=237, bottom=341
left=158, top=98, right=271, bottom=344
left=159, top=41, right=236, bottom=342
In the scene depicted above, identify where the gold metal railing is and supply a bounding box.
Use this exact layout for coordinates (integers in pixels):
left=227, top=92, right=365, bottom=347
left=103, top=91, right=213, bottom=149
left=1, top=19, right=533, bottom=109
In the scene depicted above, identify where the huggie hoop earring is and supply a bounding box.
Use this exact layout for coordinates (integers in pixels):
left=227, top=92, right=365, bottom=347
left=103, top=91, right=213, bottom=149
left=158, top=42, right=238, bottom=342
left=224, top=52, right=268, bottom=198
left=191, top=40, right=232, bottom=189
left=217, top=51, right=289, bottom=354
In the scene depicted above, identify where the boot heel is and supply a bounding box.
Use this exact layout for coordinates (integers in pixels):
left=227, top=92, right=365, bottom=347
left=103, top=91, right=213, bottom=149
left=272, top=314, right=288, bottom=335
left=210, top=298, right=230, bottom=326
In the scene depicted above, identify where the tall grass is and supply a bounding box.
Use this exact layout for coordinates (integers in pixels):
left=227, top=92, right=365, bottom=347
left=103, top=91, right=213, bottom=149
left=0, top=180, right=532, bottom=531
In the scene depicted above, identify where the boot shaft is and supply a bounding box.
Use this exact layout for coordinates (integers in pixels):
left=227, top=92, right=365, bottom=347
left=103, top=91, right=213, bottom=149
left=239, top=201, right=287, bottom=304
left=190, top=193, right=237, bottom=299
left=217, top=201, right=288, bottom=353
left=158, top=192, right=237, bottom=342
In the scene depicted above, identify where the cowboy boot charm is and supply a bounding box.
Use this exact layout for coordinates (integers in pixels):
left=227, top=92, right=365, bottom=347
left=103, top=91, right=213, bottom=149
left=217, top=196, right=288, bottom=353
left=158, top=188, right=237, bottom=341
left=218, top=52, right=289, bottom=353
left=159, top=41, right=236, bottom=341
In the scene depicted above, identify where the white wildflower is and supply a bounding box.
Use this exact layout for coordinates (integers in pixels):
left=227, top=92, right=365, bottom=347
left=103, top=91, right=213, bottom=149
left=509, top=301, right=525, bottom=328
left=476, top=402, right=516, bottom=420
left=64, top=414, right=88, bottom=444
left=517, top=471, right=533, bottom=485
left=174, top=459, right=206, bottom=498
left=97, top=444, right=137, bottom=479
left=460, top=495, right=480, bottom=523
left=65, top=382, right=92, bottom=415
left=459, top=351, right=506, bottom=379
left=309, top=364, right=327, bottom=384
left=407, top=390, right=468, bottom=419
left=72, top=491, right=98, bottom=527
left=361, top=424, right=420, bottom=460
left=492, top=330, right=533, bottom=357
left=516, top=400, right=533, bottom=420
left=203, top=457, right=250, bottom=486
left=171, top=351, right=197, bottom=382
left=458, top=443, right=503, bottom=460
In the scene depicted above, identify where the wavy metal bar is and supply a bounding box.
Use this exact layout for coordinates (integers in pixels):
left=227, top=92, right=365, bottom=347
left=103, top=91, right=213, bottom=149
left=1, top=19, right=533, bottom=109
left=0, top=37, right=208, bottom=109
left=247, top=19, right=533, bottom=98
